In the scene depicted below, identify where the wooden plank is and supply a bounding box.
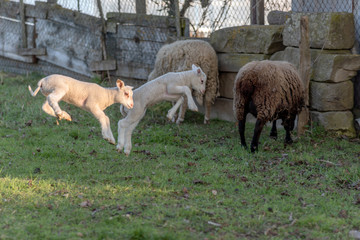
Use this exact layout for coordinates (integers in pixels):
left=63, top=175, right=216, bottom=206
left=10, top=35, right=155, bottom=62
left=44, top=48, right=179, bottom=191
left=90, top=60, right=116, bottom=71
left=297, top=16, right=311, bottom=136
left=107, top=12, right=177, bottom=28
left=18, top=48, right=46, bottom=56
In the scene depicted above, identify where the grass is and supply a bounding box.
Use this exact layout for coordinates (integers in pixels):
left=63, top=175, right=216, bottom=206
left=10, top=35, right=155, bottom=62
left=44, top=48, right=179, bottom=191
left=0, top=72, right=360, bottom=239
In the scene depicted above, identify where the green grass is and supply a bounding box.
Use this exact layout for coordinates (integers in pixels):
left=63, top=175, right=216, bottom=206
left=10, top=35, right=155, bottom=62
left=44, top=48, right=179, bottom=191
left=0, top=72, right=360, bottom=239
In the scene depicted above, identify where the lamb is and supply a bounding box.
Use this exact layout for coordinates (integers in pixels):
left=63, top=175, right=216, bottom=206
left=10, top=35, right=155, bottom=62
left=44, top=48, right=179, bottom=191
left=28, top=74, right=134, bottom=145
left=233, top=60, right=305, bottom=152
left=148, top=39, right=219, bottom=124
left=117, top=65, right=207, bottom=155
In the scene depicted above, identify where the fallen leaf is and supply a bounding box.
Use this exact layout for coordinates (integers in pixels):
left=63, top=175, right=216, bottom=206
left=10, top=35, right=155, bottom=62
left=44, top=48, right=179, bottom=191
left=187, top=162, right=196, bottom=167
left=25, top=120, right=32, bottom=127
left=207, top=221, right=221, bottom=227
left=193, top=179, right=205, bottom=185
left=211, top=190, right=217, bottom=195
left=80, top=200, right=91, bottom=208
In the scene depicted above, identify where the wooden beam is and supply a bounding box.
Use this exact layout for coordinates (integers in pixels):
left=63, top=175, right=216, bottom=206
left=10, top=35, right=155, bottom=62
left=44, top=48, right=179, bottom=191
left=297, top=16, right=311, bottom=136
left=20, top=0, right=27, bottom=48
left=136, top=0, right=146, bottom=14
left=90, top=60, right=117, bottom=72
left=250, top=0, right=264, bottom=25
left=18, top=48, right=46, bottom=56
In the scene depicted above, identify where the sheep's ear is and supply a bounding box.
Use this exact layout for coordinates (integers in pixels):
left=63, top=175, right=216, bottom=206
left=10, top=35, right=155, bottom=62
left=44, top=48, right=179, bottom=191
left=116, top=79, right=124, bottom=89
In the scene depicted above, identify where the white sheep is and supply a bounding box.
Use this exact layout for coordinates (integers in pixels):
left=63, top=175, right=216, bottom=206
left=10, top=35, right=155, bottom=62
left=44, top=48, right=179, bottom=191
left=148, top=39, right=219, bottom=124
left=28, top=74, right=134, bottom=144
left=117, top=65, right=207, bottom=155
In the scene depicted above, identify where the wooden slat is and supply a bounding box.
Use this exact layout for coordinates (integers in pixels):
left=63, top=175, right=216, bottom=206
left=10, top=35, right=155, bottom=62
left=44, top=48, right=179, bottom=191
left=90, top=60, right=116, bottom=71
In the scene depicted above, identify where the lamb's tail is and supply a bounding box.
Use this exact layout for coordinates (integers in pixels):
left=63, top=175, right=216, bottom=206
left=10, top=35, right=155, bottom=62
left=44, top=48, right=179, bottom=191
left=28, top=79, right=43, bottom=97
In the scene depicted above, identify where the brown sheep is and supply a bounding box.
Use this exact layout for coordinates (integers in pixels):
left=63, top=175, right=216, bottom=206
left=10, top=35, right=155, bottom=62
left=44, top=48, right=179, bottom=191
left=233, top=60, right=305, bottom=152
left=148, top=39, right=219, bottom=124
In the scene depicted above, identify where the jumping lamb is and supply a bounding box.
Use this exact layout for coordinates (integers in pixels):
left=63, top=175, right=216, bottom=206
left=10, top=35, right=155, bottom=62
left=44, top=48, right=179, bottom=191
left=117, top=65, right=207, bottom=155
left=148, top=39, right=219, bottom=124
left=233, top=60, right=305, bottom=152
left=28, top=74, right=134, bottom=145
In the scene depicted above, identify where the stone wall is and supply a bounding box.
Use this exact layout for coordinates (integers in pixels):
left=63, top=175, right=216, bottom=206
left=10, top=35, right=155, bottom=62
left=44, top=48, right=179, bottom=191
left=209, top=12, right=360, bottom=137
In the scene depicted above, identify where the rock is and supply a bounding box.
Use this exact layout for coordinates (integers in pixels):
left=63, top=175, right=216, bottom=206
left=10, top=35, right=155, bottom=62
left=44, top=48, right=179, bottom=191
left=349, top=230, right=360, bottom=239
left=218, top=53, right=270, bottom=72
left=210, top=25, right=285, bottom=54
left=219, top=72, right=237, bottom=99
left=310, top=81, right=354, bottom=111
left=311, top=111, right=356, bottom=137
left=283, top=12, right=355, bottom=49
left=267, top=10, right=291, bottom=25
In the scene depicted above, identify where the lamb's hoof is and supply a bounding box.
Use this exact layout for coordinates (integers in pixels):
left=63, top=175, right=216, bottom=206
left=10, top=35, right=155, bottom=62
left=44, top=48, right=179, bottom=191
left=124, top=150, right=130, bottom=156
left=166, top=113, right=173, bottom=121
left=204, top=118, right=210, bottom=124
left=105, top=138, right=116, bottom=145
left=57, top=111, right=72, bottom=121
left=176, top=118, right=184, bottom=125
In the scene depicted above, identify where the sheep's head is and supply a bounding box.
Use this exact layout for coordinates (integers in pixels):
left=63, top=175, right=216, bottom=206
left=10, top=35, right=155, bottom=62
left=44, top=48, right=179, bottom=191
left=191, top=64, right=207, bottom=96
left=115, top=79, right=134, bottom=109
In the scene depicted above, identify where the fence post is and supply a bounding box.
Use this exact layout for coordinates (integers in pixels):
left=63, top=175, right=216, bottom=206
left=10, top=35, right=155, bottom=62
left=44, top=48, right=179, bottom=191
left=136, top=0, right=146, bottom=14
left=250, top=0, right=264, bottom=25
left=174, top=0, right=181, bottom=37
left=96, top=0, right=110, bottom=80
left=20, top=0, right=27, bottom=48
left=297, top=16, right=311, bottom=136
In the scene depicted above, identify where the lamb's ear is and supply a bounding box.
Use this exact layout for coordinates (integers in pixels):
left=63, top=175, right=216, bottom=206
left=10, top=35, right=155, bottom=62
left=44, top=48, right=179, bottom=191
left=116, top=79, right=124, bottom=89
left=192, top=64, right=197, bottom=71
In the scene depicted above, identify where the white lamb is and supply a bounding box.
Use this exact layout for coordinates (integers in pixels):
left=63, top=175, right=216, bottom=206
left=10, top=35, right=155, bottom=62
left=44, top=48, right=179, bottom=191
left=28, top=74, right=134, bottom=144
left=117, top=65, right=207, bottom=155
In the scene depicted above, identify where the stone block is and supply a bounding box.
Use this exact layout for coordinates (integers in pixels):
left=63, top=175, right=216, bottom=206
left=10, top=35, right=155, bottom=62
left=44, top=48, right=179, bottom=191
left=271, top=47, right=359, bottom=83
left=310, top=81, right=354, bottom=111
left=219, top=72, right=237, bottom=99
left=198, top=97, right=235, bottom=122
left=311, top=111, right=356, bottom=137
left=283, top=12, right=355, bottom=49
left=218, top=53, right=270, bottom=72
left=210, top=25, right=285, bottom=54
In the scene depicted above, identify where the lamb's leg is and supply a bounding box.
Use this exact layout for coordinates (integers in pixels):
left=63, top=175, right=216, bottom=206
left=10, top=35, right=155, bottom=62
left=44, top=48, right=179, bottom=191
left=117, top=110, right=146, bottom=155
left=123, top=120, right=141, bottom=156
left=176, top=97, right=187, bottom=125
left=47, top=91, right=71, bottom=121
left=167, top=86, right=197, bottom=112
left=270, top=120, right=278, bottom=139
left=42, top=100, right=57, bottom=117
left=250, top=119, right=266, bottom=152
left=91, top=108, right=115, bottom=145
left=167, top=96, right=184, bottom=121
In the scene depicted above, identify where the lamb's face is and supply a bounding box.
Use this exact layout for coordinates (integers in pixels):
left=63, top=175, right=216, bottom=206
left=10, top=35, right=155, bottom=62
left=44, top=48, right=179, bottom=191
left=191, top=65, right=207, bottom=95
left=115, top=79, right=134, bottom=109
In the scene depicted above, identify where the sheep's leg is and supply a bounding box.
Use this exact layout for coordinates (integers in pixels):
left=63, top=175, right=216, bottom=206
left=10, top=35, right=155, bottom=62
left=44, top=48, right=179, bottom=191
left=47, top=91, right=72, bottom=121
left=250, top=119, right=266, bottom=152
left=270, top=120, right=278, bottom=139
left=283, top=117, right=295, bottom=144
left=91, top=108, right=115, bottom=145
left=167, top=96, right=184, bottom=121
left=167, top=86, right=197, bottom=112
left=204, top=99, right=211, bottom=124
left=238, top=118, right=247, bottom=149
left=42, top=100, right=57, bottom=118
